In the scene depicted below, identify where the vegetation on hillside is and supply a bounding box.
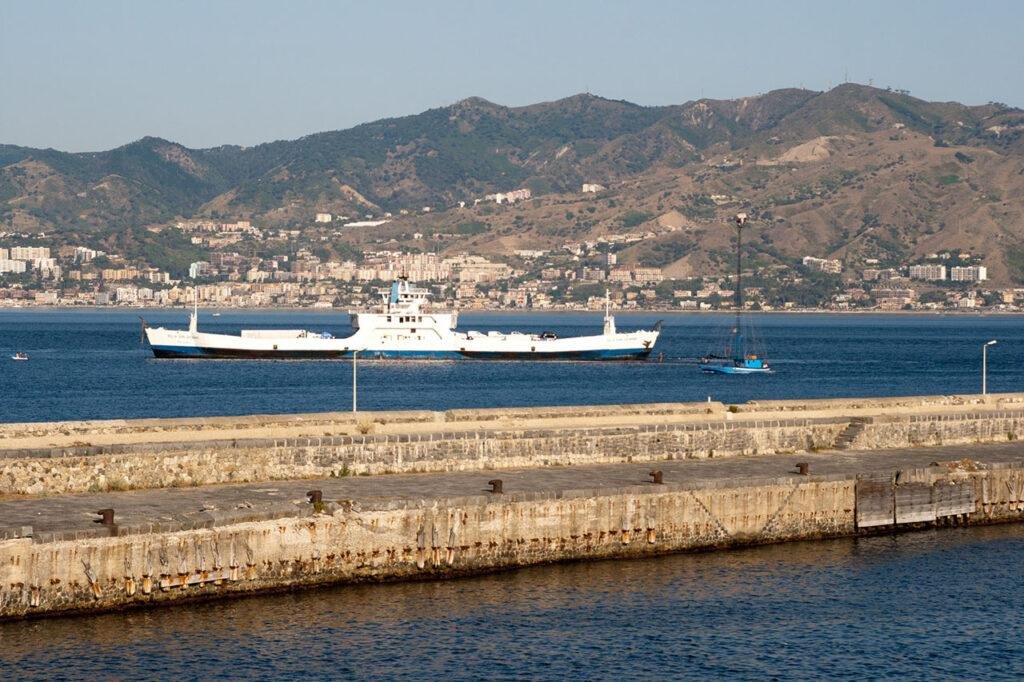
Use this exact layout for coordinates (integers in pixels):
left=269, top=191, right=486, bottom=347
left=4, top=83, right=1024, bottom=282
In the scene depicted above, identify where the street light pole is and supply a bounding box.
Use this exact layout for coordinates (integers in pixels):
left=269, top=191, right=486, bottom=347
left=983, top=340, right=997, bottom=396
left=352, top=350, right=359, bottom=412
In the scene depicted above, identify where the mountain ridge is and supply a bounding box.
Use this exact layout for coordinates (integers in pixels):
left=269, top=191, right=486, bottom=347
left=3, top=83, right=1024, bottom=281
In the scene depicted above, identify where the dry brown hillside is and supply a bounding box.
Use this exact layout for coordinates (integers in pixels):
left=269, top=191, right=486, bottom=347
left=363, top=125, right=1024, bottom=282
left=2, top=83, right=1023, bottom=281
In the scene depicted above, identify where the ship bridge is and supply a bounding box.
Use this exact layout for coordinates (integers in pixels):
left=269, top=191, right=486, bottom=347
left=383, top=279, right=431, bottom=314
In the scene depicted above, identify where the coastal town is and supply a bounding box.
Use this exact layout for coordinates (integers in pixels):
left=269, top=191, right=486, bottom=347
left=0, top=210, right=1010, bottom=311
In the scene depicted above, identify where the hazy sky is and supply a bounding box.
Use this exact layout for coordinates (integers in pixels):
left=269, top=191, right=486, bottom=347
left=2, top=0, right=1022, bottom=152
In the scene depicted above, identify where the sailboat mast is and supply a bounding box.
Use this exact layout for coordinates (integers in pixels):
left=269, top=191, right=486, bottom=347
left=737, top=216, right=745, bottom=329
left=733, top=213, right=748, bottom=359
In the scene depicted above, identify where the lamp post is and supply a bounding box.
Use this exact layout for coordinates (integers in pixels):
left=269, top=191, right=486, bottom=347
left=982, top=340, right=997, bottom=396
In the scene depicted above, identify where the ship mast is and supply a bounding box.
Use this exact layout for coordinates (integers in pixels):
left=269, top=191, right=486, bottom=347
left=603, top=288, right=615, bottom=335
left=189, top=287, right=198, bottom=334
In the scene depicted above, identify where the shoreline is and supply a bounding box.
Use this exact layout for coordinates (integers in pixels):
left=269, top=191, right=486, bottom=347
left=2, top=304, right=1022, bottom=317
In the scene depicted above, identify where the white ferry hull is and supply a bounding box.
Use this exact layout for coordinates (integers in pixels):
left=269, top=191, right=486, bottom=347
left=146, top=327, right=657, bottom=361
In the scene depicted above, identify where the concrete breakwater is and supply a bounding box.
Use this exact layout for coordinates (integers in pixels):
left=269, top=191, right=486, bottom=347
left=3, top=393, right=1024, bottom=495
left=0, top=417, right=847, bottom=495
left=3, top=393, right=1024, bottom=620
left=1, top=449, right=1023, bottom=620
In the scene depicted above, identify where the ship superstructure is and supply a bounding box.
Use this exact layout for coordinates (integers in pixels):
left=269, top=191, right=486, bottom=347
left=145, top=280, right=660, bottom=360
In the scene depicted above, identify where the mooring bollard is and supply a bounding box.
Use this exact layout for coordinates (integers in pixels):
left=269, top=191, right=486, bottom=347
left=649, top=470, right=664, bottom=484
left=488, top=479, right=503, bottom=494
left=94, top=508, right=115, bottom=525
left=796, top=463, right=810, bottom=475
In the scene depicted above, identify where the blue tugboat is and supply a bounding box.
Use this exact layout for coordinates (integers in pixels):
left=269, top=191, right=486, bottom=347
left=700, top=213, right=771, bottom=375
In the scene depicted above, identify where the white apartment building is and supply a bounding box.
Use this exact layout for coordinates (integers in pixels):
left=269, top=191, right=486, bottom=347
left=10, top=246, right=50, bottom=260
left=0, top=259, right=28, bottom=274
left=145, top=269, right=171, bottom=284
left=114, top=287, right=139, bottom=303
left=950, top=266, right=987, bottom=282
left=72, top=246, right=104, bottom=262
left=802, top=256, right=842, bottom=274
left=485, top=188, right=532, bottom=204
left=32, top=257, right=61, bottom=280
left=956, top=295, right=978, bottom=308
left=447, top=255, right=512, bottom=283
left=74, top=247, right=104, bottom=263
left=189, top=261, right=213, bottom=278
left=632, top=267, right=664, bottom=284
left=909, top=264, right=947, bottom=281
left=606, top=267, right=663, bottom=284
left=608, top=268, right=633, bottom=283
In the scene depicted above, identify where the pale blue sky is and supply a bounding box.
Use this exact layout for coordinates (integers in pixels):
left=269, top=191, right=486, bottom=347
left=1, top=0, right=1021, bottom=152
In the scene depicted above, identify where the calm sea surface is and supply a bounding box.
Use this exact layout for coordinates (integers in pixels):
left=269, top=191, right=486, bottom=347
left=1, top=310, right=1023, bottom=680
left=1, top=526, right=1022, bottom=680
left=0, top=308, right=1021, bottom=423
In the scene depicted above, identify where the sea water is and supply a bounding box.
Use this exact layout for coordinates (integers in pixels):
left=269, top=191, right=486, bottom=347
left=0, top=309, right=1021, bottom=423
left=1, top=526, right=1022, bottom=680
left=1, top=309, right=1022, bottom=680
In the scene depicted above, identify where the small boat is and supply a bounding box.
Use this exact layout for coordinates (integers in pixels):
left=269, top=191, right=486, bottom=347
left=11, top=352, right=28, bottom=361
left=700, top=213, right=771, bottom=375
left=211, top=313, right=221, bottom=317
left=700, top=351, right=770, bottom=374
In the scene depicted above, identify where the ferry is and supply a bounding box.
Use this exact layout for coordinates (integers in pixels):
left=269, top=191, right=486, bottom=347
left=144, top=280, right=660, bottom=361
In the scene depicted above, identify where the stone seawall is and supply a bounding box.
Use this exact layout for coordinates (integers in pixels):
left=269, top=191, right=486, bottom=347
left=0, top=418, right=848, bottom=495
left=852, top=411, right=1024, bottom=450
left=741, top=393, right=1024, bottom=413
left=5, top=407, right=1024, bottom=496
left=0, top=402, right=727, bottom=443
left=2, top=461, right=1021, bottom=620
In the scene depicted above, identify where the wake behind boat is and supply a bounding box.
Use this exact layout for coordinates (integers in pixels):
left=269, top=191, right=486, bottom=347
left=144, top=279, right=660, bottom=361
